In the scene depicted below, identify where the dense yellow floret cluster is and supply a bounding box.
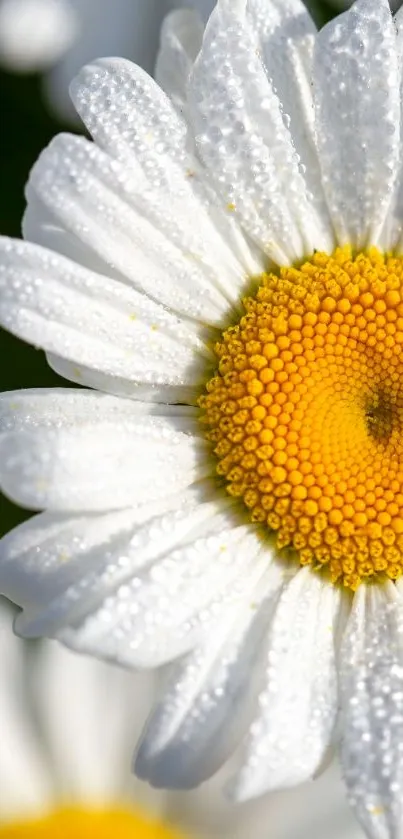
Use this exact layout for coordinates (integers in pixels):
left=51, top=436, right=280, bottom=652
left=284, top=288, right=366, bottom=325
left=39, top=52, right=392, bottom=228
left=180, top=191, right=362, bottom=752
left=200, top=248, right=403, bottom=590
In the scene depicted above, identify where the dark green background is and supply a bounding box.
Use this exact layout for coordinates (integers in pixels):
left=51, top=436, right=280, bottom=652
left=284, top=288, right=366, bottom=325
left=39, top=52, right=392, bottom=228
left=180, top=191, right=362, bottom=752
left=0, top=0, right=364, bottom=536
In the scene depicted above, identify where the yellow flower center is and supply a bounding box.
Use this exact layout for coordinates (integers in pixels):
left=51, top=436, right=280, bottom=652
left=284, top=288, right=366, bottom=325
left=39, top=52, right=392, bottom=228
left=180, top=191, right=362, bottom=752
left=0, top=808, right=186, bottom=839
left=200, top=247, right=403, bottom=590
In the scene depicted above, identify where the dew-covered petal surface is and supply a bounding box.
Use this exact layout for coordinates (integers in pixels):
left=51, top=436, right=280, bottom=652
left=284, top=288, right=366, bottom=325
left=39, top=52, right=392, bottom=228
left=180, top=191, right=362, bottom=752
left=0, top=488, right=260, bottom=673
left=0, top=238, right=211, bottom=402
left=243, top=0, right=333, bottom=250
left=0, top=489, right=227, bottom=645
left=134, top=558, right=287, bottom=790
left=0, top=506, right=162, bottom=618
left=0, top=491, right=210, bottom=624
left=0, top=389, right=203, bottom=510
left=339, top=583, right=403, bottom=839
left=155, top=9, right=204, bottom=112
left=58, top=509, right=264, bottom=669
left=24, top=133, right=244, bottom=326
left=383, top=6, right=403, bottom=252
left=313, top=0, right=400, bottom=250
left=230, top=568, right=342, bottom=800
left=188, top=0, right=333, bottom=264
left=70, top=57, right=262, bottom=287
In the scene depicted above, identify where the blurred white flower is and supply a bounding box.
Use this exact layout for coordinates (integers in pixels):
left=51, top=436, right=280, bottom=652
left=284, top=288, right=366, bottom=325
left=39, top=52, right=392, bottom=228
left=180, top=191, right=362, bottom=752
left=0, top=598, right=365, bottom=839
left=0, top=0, right=215, bottom=120
left=0, top=0, right=78, bottom=72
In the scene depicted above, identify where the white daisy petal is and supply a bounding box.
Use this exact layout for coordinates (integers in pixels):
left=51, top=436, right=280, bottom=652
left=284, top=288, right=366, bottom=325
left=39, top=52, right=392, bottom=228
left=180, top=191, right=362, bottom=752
left=188, top=0, right=332, bottom=264
left=0, top=389, right=202, bottom=511
left=135, top=559, right=286, bottom=790
left=0, top=508, right=159, bottom=613
left=59, top=515, right=263, bottom=668
left=24, top=133, right=238, bottom=325
left=44, top=353, right=195, bottom=399
left=0, top=491, right=209, bottom=630
left=155, top=9, right=205, bottom=111
left=245, top=0, right=334, bottom=249
left=339, top=583, right=403, bottom=839
left=32, top=639, right=155, bottom=803
left=0, top=600, right=52, bottom=817
left=383, top=6, right=403, bottom=252
left=22, top=193, right=113, bottom=278
left=231, top=568, right=342, bottom=800
left=313, top=0, right=400, bottom=249
left=0, top=237, right=211, bottom=402
left=70, top=58, right=262, bottom=292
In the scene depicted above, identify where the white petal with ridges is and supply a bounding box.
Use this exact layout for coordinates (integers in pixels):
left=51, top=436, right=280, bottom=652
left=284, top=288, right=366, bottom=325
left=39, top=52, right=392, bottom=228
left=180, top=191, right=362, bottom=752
left=0, top=389, right=203, bottom=510
left=70, top=58, right=262, bottom=285
left=0, top=507, right=158, bottom=610
left=0, top=599, right=53, bottom=817
left=25, top=133, right=241, bottom=324
left=231, top=568, right=342, bottom=800
left=313, top=0, right=400, bottom=249
left=339, top=583, right=403, bottom=839
left=246, top=0, right=334, bottom=248
left=0, top=238, right=211, bottom=402
left=382, top=6, right=403, bottom=252
left=135, top=558, right=286, bottom=789
left=188, top=0, right=332, bottom=264
left=0, top=489, right=217, bottom=635
left=32, top=640, right=155, bottom=802
left=59, top=515, right=263, bottom=668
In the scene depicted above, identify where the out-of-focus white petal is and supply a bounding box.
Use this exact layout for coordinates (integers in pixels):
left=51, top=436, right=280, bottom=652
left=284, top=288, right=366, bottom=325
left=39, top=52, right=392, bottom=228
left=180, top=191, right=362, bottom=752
left=0, top=238, right=211, bottom=403
left=0, top=0, right=77, bottom=72
left=188, top=0, right=333, bottom=264
left=230, top=568, right=342, bottom=800
left=313, top=0, right=400, bottom=249
left=156, top=9, right=204, bottom=112
left=0, top=389, right=203, bottom=511
left=32, top=640, right=157, bottom=803
left=169, top=759, right=366, bottom=839
left=135, top=559, right=286, bottom=789
left=339, top=583, right=403, bottom=839
left=0, top=598, right=53, bottom=819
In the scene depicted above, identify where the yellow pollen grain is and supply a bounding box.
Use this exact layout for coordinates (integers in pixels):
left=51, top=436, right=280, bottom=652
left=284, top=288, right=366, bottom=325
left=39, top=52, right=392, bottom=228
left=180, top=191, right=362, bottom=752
left=199, top=247, right=403, bottom=590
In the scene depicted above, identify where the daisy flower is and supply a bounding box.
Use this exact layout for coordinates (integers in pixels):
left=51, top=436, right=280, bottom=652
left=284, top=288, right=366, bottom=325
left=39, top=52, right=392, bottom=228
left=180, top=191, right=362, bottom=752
left=0, top=598, right=365, bottom=839
left=0, top=0, right=403, bottom=837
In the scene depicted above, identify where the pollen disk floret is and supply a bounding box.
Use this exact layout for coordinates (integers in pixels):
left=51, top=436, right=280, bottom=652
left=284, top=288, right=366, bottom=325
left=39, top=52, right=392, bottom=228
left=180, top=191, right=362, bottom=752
left=200, top=248, right=403, bottom=590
